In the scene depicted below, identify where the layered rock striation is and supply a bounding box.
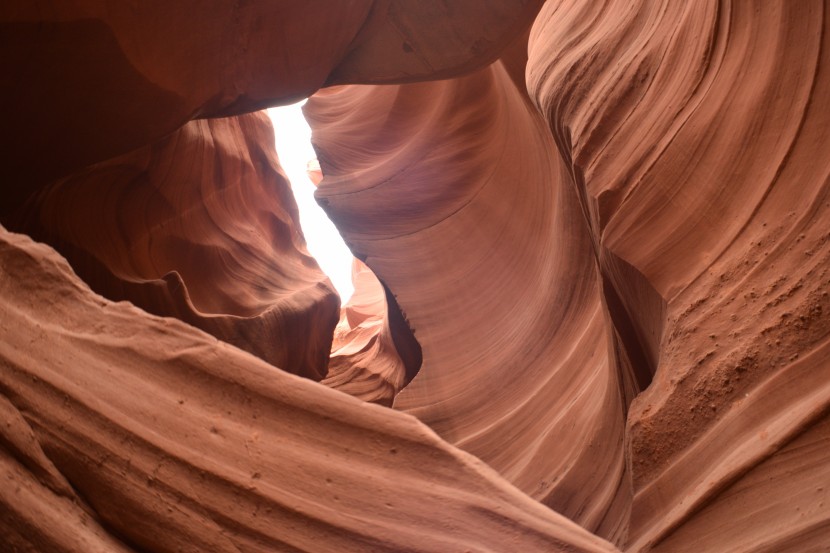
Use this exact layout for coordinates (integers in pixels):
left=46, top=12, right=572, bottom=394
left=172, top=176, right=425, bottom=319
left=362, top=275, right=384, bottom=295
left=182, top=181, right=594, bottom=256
left=1, top=0, right=543, bottom=203
left=12, top=112, right=339, bottom=379
left=305, top=61, right=629, bottom=538
left=528, top=1, right=830, bottom=549
left=323, top=259, right=411, bottom=407
left=0, top=225, right=617, bottom=552
left=2, top=0, right=830, bottom=551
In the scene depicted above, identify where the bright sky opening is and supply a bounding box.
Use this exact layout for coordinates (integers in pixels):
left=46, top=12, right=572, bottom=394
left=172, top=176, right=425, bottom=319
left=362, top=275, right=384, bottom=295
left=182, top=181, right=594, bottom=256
left=267, top=101, right=355, bottom=302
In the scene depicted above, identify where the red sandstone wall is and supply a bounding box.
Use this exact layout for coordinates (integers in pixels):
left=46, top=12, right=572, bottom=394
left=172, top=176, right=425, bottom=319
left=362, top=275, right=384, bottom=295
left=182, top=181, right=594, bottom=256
left=2, top=1, right=829, bottom=551
left=14, top=112, right=339, bottom=379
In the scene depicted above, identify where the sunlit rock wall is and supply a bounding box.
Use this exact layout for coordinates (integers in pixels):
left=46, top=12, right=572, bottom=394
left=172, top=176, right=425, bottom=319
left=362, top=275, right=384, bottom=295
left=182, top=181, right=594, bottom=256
left=1, top=0, right=542, bottom=200
left=323, top=259, right=411, bottom=406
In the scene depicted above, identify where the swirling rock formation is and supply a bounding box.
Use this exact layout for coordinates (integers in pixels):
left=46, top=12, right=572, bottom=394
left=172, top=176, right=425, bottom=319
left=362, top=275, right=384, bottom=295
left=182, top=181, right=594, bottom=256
left=1, top=0, right=543, bottom=206
left=527, top=0, right=830, bottom=550
left=307, top=1, right=830, bottom=549
left=3, top=0, right=830, bottom=550
left=305, top=62, right=629, bottom=538
left=0, top=225, right=617, bottom=553
left=307, top=162, right=412, bottom=406
left=13, top=112, right=338, bottom=380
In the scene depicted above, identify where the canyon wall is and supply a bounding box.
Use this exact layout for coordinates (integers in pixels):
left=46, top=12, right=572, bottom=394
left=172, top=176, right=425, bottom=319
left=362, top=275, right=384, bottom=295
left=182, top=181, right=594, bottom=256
left=14, top=112, right=339, bottom=379
left=304, top=62, right=630, bottom=538
left=307, top=0, right=830, bottom=549
left=1, top=0, right=542, bottom=201
left=2, top=1, right=830, bottom=551
left=0, top=226, right=614, bottom=552
left=323, top=259, right=411, bottom=406
left=528, top=1, right=830, bottom=549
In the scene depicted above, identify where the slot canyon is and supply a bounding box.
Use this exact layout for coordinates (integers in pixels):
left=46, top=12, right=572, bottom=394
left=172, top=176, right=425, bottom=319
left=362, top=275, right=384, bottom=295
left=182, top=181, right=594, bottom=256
left=2, top=1, right=830, bottom=551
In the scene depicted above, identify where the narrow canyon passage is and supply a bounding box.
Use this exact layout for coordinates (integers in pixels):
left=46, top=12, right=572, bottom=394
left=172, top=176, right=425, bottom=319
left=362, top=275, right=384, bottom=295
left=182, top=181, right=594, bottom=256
left=268, top=102, right=355, bottom=302
left=269, top=101, right=418, bottom=406
left=2, top=1, right=830, bottom=552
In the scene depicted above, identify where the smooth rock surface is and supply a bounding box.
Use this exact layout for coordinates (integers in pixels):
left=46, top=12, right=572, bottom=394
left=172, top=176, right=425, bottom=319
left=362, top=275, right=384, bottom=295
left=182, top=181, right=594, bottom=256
left=305, top=60, right=630, bottom=538
left=1, top=0, right=543, bottom=202
left=528, top=0, right=830, bottom=549
left=13, top=112, right=338, bottom=379
left=0, top=225, right=618, bottom=553
left=3, top=0, right=830, bottom=550
left=323, top=259, right=411, bottom=407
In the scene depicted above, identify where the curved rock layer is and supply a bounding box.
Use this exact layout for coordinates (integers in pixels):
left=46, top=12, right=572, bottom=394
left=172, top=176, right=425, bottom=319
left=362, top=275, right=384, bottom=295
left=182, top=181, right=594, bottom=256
left=13, top=111, right=338, bottom=380
left=323, top=259, right=410, bottom=407
left=305, top=62, right=630, bottom=536
left=1, top=0, right=542, bottom=203
left=3, top=0, right=830, bottom=550
left=528, top=0, right=830, bottom=549
left=0, top=225, right=618, bottom=553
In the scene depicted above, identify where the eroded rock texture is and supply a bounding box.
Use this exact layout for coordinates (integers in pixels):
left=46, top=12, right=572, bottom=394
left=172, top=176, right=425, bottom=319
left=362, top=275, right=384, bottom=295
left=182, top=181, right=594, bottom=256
left=0, top=225, right=617, bottom=553
left=1, top=0, right=542, bottom=203
left=306, top=0, right=830, bottom=550
left=323, top=259, right=411, bottom=407
left=309, top=162, right=413, bottom=405
left=528, top=1, right=830, bottom=550
left=2, top=0, right=830, bottom=551
left=13, top=112, right=339, bottom=380
left=305, top=62, right=629, bottom=538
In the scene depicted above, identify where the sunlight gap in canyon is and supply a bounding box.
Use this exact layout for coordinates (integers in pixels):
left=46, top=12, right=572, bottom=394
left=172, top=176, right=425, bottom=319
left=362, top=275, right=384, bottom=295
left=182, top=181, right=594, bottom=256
left=268, top=101, right=355, bottom=302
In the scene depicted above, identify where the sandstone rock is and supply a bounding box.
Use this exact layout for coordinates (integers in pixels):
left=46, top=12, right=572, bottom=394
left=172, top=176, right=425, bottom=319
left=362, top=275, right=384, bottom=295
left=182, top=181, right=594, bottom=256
left=305, top=61, right=629, bottom=537
left=528, top=0, right=830, bottom=549
left=3, top=0, right=830, bottom=550
left=13, top=111, right=338, bottom=380
left=323, top=259, right=410, bottom=406
left=1, top=0, right=543, bottom=205
left=0, top=225, right=617, bottom=553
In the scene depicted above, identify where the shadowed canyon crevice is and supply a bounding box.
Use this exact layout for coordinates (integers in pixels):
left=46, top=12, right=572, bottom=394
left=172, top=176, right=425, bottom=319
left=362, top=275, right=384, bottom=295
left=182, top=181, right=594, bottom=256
left=2, top=1, right=830, bottom=551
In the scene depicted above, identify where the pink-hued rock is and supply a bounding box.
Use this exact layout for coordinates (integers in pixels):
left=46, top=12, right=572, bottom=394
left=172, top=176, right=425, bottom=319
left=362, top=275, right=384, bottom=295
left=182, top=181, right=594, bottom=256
left=305, top=60, right=629, bottom=537
left=3, top=0, right=830, bottom=550
left=308, top=161, right=411, bottom=405
left=1, top=0, right=543, bottom=204
left=14, top=111, right=339, bottom=380
left=0, top=225, right=618, bottom=553
left=528, top=0, right=830, bottom=549
left=323, top=259, right=410, bottom=406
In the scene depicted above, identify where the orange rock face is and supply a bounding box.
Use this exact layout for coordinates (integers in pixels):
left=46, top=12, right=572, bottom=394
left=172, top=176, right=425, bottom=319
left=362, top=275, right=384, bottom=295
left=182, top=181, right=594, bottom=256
left=525, top=1, right=830, bottom=550
left=13, top=112, right=339, bottom=380
left=323, top=259, right=411, bottom=407
left=1, top=0, right=542, bottom=203
left=0, top=225, right=616, bottom=552
left=3, top=0, right=830, bottom=551
left=305, top=62, right=629, bottom=538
